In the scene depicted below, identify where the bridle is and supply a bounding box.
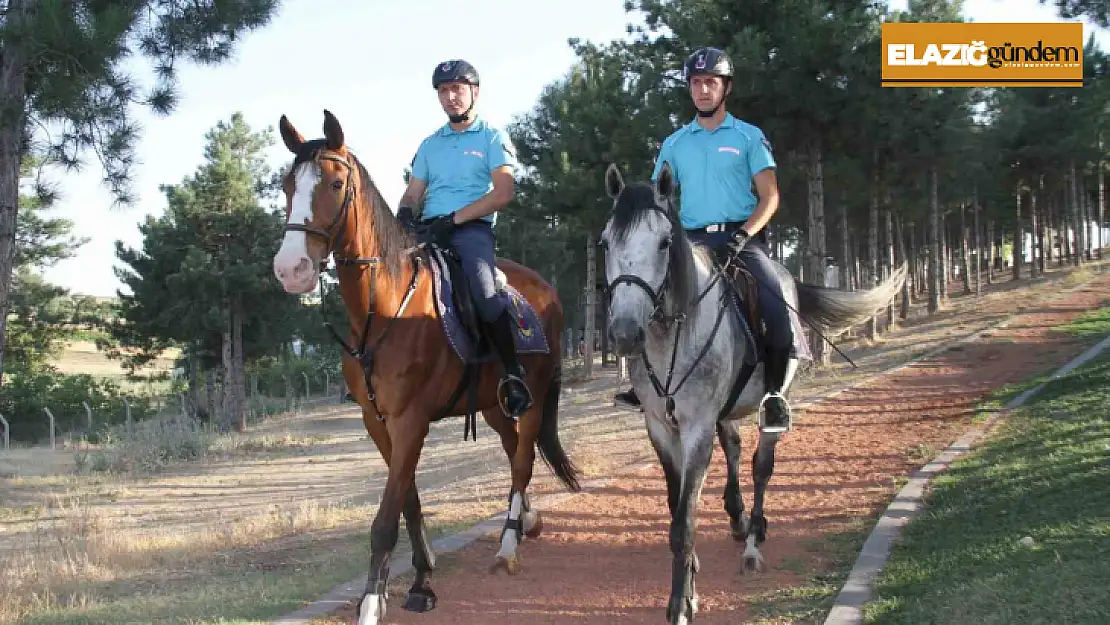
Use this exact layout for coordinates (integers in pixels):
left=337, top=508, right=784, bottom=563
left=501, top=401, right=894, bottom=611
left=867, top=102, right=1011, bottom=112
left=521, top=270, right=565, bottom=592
left=281, top=147, right=421, bottom=421
left=603, top=202, right=740, bottom=423
left=283, top=150, right=363, bottom=271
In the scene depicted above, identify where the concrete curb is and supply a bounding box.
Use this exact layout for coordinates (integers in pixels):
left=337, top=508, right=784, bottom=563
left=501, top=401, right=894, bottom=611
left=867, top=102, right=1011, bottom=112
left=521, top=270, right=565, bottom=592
left=822, top=332, right=1110, bottom=625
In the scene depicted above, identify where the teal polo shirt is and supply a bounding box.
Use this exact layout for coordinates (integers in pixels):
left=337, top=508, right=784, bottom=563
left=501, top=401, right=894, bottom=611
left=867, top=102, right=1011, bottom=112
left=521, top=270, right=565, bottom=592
left=651, top=113, right=776, bottom=230
left=410, top=116, right=518, bottom=224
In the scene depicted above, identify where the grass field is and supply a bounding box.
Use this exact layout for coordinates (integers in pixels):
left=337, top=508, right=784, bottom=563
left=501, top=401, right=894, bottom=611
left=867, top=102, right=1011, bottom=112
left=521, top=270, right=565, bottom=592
left=862, top=308, right=1110, bottom=625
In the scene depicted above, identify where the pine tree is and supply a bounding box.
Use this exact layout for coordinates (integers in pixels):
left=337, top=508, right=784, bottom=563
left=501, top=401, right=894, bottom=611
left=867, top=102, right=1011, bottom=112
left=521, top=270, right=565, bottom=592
left=0, top=0, right=280, bottom=382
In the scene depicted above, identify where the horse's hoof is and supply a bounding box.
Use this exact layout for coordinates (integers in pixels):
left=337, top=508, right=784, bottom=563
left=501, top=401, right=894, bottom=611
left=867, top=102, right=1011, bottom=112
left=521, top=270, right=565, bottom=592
left=489, top=554, right=522, bottom=575
left=743, top=553, right=765, bottom=573
left=729, top=519, right=745, bottom=542
left=666, top=596, right=696, bottom=624
left=524, top=511, right=544, bottom=539
left=402, top=588, right=437, bottom=612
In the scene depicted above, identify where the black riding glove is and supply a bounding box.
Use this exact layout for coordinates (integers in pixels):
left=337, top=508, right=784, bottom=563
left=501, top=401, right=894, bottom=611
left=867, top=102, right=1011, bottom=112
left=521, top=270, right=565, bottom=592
left=397, top=205, right=418, bottom=232
left=726, top=228, right=752, bottom=259
left=427, top=214, right=458, bottom=249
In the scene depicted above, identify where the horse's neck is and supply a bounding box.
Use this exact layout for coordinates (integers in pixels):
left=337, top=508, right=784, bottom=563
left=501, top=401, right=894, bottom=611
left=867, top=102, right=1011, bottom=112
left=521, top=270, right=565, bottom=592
left=647, top=254, right=728, bottom=357
left=335, top=192, right=417, bottom=325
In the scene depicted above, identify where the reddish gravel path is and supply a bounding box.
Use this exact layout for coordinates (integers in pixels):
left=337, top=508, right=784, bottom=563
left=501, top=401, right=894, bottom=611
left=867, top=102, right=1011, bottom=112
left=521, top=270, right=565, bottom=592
left=325, top=275, right=1110, bottom=625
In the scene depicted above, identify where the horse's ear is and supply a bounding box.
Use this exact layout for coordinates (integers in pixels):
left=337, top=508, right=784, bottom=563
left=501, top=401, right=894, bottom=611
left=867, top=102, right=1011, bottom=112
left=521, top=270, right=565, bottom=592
left=604, top=163, right=625, bottom=199
left=279, top=114, right=304, bottom=154
left=323, top=109, right=344, bottom=150
left=655, top=161, right=675, bottom=200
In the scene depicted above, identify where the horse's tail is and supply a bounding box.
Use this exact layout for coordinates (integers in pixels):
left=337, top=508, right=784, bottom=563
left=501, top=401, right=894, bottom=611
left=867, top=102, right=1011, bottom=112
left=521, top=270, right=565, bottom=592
left=795, top=262, right=908, bottom=333
left=536, top=358, right=583, bottom=492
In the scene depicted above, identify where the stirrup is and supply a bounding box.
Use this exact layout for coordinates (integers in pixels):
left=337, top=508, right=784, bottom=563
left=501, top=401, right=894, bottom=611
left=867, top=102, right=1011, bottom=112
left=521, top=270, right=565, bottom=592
left=758, top=392, right=792, bottom=434
left=497, top=373, right=532, bottom=420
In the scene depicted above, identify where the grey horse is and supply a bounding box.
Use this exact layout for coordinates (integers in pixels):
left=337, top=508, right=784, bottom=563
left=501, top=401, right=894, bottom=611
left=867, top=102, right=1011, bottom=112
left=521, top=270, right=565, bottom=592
left=601, top=162, right=907, bottom=625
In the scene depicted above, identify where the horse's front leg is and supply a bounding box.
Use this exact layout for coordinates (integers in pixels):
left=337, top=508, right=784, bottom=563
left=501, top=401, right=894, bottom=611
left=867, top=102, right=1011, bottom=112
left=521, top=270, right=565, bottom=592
left=742, top=430, right=780, bottom=573
left=400, top=484, right=437, bottom=612
left=716, top=418, right=746, bottom=541
left=357, top=416, right=429, bottom=625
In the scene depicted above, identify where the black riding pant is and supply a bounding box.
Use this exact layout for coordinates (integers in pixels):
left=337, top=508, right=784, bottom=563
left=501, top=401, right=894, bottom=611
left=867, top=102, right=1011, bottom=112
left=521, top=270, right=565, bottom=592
left=685, top=229, right=794, bottom=353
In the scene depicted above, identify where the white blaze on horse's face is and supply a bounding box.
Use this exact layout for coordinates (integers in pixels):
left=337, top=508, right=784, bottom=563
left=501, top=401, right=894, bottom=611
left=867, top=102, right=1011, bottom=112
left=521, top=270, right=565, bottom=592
left=603, top=210, right=673, bottom=357
left=273, top=162, right=321, bottom=294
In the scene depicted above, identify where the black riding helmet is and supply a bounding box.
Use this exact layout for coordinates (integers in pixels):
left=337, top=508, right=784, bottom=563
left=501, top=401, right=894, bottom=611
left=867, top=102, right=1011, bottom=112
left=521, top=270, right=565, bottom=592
left=432, top=59, right=480, bottom=90
left=683, top=47, right=734, bottom=82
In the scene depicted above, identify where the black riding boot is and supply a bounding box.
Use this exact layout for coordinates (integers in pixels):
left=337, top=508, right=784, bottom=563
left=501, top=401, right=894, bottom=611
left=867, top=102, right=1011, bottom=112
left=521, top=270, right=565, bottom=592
left=487, top=310, right=533, bottom=420
left=761, top=346, right=798, bottom=432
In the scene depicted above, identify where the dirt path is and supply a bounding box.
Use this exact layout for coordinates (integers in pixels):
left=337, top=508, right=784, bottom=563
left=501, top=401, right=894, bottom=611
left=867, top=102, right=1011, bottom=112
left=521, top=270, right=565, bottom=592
left=317, top=270, right=1110, bottom=625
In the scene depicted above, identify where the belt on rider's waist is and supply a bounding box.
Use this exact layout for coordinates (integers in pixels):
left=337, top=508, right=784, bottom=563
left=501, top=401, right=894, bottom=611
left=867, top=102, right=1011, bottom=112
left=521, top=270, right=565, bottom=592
left=688, top=222, right=744, bottom=234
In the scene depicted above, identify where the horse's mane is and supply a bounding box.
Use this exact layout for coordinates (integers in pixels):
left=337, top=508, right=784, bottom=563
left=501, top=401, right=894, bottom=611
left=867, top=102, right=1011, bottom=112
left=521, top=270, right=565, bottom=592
left=609, top=181, right=701, bottom=320
left=291, top=139, right=413, bottom=280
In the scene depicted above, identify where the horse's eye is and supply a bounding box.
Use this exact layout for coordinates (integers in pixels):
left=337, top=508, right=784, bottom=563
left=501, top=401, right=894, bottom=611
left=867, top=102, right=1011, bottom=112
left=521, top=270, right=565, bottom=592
left=331, top=179, right=343, bottom=190
left=659, top=238, right=671, bottom=250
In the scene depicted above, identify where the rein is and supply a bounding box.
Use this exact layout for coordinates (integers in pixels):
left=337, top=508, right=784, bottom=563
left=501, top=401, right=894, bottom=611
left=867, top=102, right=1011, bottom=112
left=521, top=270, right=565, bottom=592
left=284, top=150, right=421, bottom=421
left=605, top=206, right=748, bottom=424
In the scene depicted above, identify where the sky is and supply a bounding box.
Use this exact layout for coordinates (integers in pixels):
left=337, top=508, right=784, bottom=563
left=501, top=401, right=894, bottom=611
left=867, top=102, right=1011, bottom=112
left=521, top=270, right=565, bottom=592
left=36, top=0, right=1110, bottom=297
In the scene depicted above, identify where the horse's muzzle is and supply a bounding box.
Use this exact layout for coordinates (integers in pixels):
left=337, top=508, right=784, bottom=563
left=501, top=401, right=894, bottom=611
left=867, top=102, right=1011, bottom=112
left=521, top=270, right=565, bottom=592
left=608, top=317, right=646, bottom=357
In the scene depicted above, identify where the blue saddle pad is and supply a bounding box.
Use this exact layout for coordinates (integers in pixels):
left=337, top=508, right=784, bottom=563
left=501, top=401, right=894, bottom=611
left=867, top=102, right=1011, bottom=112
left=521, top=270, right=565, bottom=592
left=428, top=250, right=550, bottom=364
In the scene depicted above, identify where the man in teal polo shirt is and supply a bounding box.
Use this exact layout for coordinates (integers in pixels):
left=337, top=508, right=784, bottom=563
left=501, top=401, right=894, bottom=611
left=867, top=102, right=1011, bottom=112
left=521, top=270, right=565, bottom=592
left=396, top=59, right=532, bottom=420
left=614, top=46, right=796, bottom=432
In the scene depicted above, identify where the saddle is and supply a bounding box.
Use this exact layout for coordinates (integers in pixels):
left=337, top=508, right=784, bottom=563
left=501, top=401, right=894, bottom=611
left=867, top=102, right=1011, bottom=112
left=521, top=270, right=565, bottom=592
left=713, top=251, right=813, bottom=363
left=421, top=243, right=549, bottom=440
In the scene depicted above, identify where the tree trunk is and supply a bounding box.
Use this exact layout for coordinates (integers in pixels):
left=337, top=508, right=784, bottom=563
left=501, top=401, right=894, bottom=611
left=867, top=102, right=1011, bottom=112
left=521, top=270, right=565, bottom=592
left=840, top=200, right=851, bottom=290
left=867, top=158, right=880, bottom=338
left=1080, top=174, right=1092, bottom=261
left=939, top=211, right=949, bottom=301
left=1099, top=132, right=1106, bottom=259
left=960, top=202, right=971, bottom=294
left=929, top=164, right=942, bottom=313
left=973, top=186, right=982, bottom=296
left=806, top=138, right=829, bottom=364
left=987, top=219, right=995, bottom=285
left=221, top=302, right=234, bottom=432
left=583, top=231, right=596, bottom=379
left=885, top=208, right=896, bottom=326
left=233, top=296, right=246, bottom=432
left=1070, top=160, right=1082, bottom=266
left=909, top=221, right=918, bottom=299
left=896, top=214, right=910, bottom=320
left=0, top=0, right=33, bottom=386
left=1013, top=184, right=1023, bottom=280
left=1032, top=179, right=1043, bottom=277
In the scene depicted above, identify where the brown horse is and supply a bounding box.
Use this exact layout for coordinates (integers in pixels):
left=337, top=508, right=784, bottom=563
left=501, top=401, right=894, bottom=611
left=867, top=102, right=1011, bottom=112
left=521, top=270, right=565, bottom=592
left=271, top=110, right=582, bottom=625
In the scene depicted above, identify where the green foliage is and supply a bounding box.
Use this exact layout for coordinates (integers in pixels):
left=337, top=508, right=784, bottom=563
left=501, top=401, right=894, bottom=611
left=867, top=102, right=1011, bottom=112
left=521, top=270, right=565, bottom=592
left=9, top=0, right=281, bottom=205
left=108, top=112, right=305, bottom=373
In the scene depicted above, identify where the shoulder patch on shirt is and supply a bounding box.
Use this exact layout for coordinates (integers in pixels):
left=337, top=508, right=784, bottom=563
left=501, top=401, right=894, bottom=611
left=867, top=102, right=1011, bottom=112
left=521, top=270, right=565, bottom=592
left=761, top=137, right=773, bottom=152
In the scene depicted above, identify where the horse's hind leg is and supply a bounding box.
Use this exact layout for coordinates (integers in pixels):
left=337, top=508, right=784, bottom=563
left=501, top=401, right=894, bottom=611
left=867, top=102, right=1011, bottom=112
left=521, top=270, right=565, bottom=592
left=400, top=484, right=437, bottom=612
left=743, top=431, right=780, bottom=573
left=482, top=404, right=541, bottom=576
left=716, top=419, right=746, bottom=541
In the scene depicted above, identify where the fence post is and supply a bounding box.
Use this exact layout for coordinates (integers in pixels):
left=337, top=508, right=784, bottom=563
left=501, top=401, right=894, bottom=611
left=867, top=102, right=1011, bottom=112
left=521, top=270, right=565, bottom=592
left=123, top=397, right=133, bottom=431
left=0, top=412, right=8, bottom=451
left=179, top=392, right=189, bottom=418
left=82, top=400, right=93, bottom=431
left=302, top=371, right=311, bottom=398
left=43, top=407, right=56, bottom=451
left=324, top=370, right=331, bottom=397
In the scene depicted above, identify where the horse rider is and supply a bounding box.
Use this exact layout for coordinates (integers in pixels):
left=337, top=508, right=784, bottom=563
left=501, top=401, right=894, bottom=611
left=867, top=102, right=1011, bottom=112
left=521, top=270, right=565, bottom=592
left=613, top=46, right=798, bottom=432
left=395, top=58, right=533, bottom=420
